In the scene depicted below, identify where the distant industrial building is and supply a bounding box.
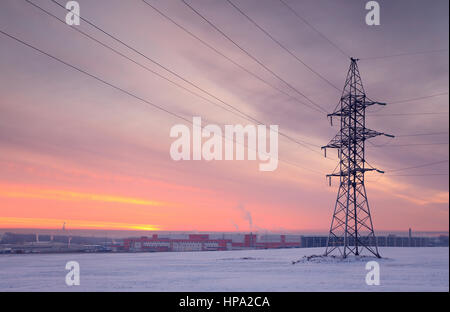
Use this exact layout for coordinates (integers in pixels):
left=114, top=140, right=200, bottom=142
left=116, top=234, right=301, bottom=252
left=120, top=234, right=230, bottom=252
left=0, top=231, right=448, bottom=254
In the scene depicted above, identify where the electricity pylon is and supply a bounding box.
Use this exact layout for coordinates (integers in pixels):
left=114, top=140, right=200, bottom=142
left=322, top=58, right=394, bottom=258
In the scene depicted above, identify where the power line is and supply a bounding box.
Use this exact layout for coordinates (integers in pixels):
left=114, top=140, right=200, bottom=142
left=370, top=112, right=449, bottom=117
left=138, top=0, right=333, bottom=155
left=0, top=28, right=322, bottom=174
left=0, top=29, right=191, bottom=126
left=389, top=160, right=449, bottom=173
left=48, top=0, right=275, bottom=121
left=23, top=0, right=246, bottom=121
left=140, top=0, right=317, bottom=114
left=396, top=132, right=448, bottom=137
left=368, top=172, right=448, bottom=181
left=388, top=92, right=449, bottom=105
left=277, top=0, right=349, bottom=58
left=371, top=142, right=448, bottom=147
left=19, top=1, right=449, bottom=175
left=361, top=48, right=448, bottom=61
left=368, top=92, right=449, bottom=113
left=181, top=0, right=330, bottom=114
left=226, top=0, right=341, bottom=92
left=46, top=0, right=326, bottom=156
left=366, top=159, right=449, bottom=178
left=387, top=173, right=449, bottom=177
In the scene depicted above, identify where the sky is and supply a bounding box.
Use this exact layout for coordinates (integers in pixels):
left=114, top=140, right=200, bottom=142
left=0, top=0, right=448, bottom=233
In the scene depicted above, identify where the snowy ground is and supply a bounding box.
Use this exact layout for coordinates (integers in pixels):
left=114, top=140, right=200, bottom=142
left=0, top=247, right=447, bottom=291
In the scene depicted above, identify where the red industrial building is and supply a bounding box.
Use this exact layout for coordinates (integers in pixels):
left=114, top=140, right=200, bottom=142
left=122, top=234, right=232, bottom=252
left=119, top=234, right=300, bottom=252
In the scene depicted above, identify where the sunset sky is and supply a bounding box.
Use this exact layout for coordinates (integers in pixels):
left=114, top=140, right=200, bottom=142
left=0, top=0, right=448, bottom=233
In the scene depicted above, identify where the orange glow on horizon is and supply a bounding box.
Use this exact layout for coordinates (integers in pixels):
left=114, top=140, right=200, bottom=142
left=0, top=184, right=171, bottom=207
left=0, top=217, right=160, bottom=231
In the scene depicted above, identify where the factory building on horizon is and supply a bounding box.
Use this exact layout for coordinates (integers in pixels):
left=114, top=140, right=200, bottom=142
left=117, top=233, right=301, bottom=252
left=1, top=231, right=448, bottom=254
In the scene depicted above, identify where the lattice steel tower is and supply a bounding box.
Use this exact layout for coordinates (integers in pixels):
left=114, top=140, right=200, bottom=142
left=322, top=58, right=394, bottom=258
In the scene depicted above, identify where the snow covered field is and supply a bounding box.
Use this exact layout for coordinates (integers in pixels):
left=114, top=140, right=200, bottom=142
left=0, top=247, right=447, bottom=291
